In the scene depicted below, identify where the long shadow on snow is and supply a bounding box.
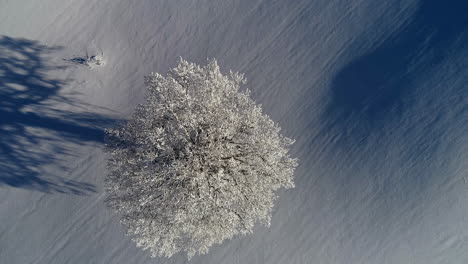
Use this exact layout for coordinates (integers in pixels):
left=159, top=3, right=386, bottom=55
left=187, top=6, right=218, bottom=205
left=322, top=0, right=468, bottom=212
left=0, top=36, right=116, bottom=195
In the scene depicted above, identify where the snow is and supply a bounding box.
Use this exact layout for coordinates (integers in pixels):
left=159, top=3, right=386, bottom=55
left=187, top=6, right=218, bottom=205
left=0, top=0, right=467, bottom=263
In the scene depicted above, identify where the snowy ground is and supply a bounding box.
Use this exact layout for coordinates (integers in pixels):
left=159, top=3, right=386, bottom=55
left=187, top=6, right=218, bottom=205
left=0, top=0, right=467, bottom=263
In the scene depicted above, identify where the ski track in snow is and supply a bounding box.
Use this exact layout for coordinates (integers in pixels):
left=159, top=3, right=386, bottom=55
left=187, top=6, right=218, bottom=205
left=0, top=0, right=467, bottom=263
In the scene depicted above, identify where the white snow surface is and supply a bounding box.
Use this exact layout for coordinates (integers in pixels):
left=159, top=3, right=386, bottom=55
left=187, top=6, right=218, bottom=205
left=0, top=0, right=467, bottom=263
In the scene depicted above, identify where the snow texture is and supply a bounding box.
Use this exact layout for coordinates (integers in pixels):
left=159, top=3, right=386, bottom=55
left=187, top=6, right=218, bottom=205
left=0, top=0, right=467, bottom=263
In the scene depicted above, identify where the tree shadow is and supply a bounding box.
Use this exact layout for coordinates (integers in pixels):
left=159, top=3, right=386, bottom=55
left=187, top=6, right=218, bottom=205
left=0, top=36, right=117, bottom=195
left=324, top=0, right=468, bottom=145
left=320, top=0, right=468, bottom=220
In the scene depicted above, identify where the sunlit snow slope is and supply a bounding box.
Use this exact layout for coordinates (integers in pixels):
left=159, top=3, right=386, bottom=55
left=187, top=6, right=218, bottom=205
left=0, top=0, right=467, bottom=263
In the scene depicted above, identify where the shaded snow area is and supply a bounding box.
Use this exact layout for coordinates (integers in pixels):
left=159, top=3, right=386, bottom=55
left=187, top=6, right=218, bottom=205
left=0, top=0, right=467, bottom=263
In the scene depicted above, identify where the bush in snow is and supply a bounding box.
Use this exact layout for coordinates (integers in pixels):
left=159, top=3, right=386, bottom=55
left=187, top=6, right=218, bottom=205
left=104, top=59, right=297, bottom=259
left=85, top=55, right=104, bottom=67
left=69, top=54, right=104, bottom=67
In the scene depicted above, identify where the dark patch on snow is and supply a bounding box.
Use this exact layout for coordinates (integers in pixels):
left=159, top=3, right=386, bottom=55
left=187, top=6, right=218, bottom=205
left=320, top=0, right=468, bottom=220
left=325, top=0, right=468, bottom=144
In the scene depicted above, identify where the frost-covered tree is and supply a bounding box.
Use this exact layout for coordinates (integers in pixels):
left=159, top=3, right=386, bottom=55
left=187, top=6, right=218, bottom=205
left=104, top=59, right=297, bottom=259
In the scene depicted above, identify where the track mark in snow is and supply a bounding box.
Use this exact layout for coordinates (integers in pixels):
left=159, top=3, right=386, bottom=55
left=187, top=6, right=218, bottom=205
left=438, top=234, right=463, bottom=254
left=30, top=192, right=107, bottom=264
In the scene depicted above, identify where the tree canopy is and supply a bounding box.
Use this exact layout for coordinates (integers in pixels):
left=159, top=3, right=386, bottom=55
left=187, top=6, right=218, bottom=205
left=104, top=59, right=297, bottom=259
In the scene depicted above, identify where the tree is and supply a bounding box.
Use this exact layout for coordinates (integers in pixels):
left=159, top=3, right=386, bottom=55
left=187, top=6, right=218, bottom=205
left=104, top=59, right=297, bottom=259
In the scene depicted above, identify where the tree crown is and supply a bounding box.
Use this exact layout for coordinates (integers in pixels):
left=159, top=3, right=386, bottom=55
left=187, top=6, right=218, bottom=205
left=105, top=59, right=297, bottom=259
